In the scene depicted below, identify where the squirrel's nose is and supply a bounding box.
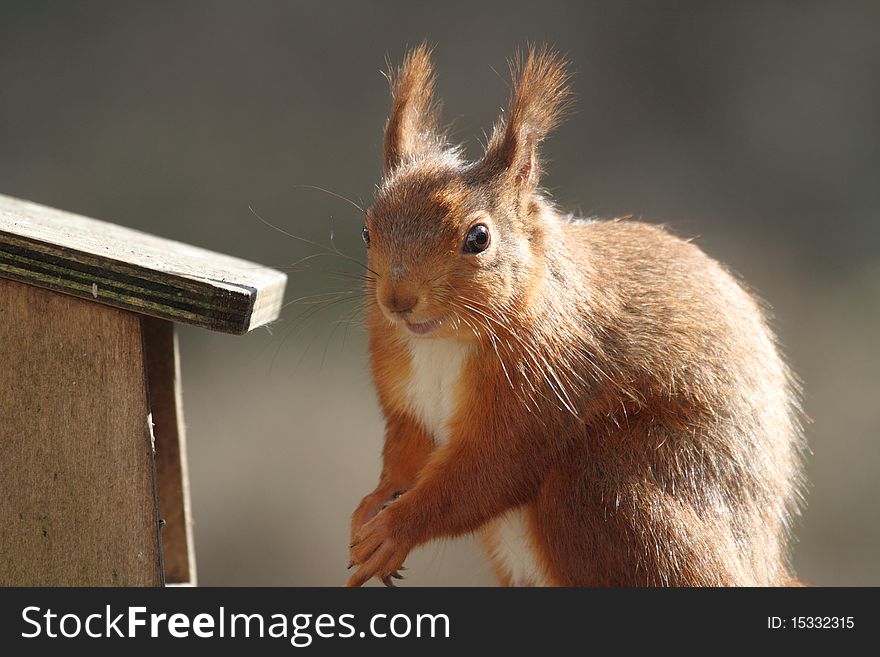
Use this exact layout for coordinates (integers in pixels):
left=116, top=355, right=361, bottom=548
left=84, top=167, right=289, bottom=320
left=388, top=293, right=418, bottom=315
left=385, top=287, right=418, bottom=315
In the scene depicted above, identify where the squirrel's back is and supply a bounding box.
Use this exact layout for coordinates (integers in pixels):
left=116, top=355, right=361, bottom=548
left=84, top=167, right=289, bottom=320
left=546, top=217, right=806, bottom=584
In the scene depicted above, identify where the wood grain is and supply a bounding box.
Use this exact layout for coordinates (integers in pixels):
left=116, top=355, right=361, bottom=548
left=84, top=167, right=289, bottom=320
left=0, top=194, right=287, bottom=334
left=0, top=278, right=164, bottom=586
left=144, top=318, right=197, bottom=585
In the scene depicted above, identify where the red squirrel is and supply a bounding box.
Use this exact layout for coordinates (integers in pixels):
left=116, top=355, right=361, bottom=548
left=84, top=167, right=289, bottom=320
left=347, top=45, right=806, bottom=586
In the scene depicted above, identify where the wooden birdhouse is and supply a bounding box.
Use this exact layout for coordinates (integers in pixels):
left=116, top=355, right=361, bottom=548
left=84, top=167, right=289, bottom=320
left=0, top=194, right=287, bottom=586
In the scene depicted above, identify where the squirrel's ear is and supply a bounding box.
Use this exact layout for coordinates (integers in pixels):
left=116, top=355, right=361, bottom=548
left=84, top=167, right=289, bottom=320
left=383, top=43, right=445, bottom=174
left=473, top=47, right=572, bottom=193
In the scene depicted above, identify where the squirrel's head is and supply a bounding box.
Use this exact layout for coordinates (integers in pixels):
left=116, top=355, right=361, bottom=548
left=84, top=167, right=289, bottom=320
left=364, top=44, right=572, bottom=339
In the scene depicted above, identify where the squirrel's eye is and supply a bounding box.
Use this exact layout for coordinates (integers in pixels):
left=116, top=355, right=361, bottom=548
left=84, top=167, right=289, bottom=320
left=464, top=223, right=491, bottom=254
left=362, top=225, right=371, bottom=247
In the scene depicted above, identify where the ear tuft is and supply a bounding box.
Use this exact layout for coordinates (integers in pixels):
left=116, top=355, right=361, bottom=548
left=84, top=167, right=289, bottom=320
left=383, top=43, right=446, bottom=174
left=475, top=46, right=573, bottom=191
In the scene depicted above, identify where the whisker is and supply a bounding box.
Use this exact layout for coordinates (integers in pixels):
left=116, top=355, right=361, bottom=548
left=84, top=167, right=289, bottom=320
left=321, top=307, right=348, bottom=369
left=269, top=295, right=363, bottom=375
left=290, top=184, right=365, bottom=214
left=449, top=293, right=581, bottom=420
left=326, top=270, right=377, bottom=285
left=281, top=290, right=360, bottom=311
left=337, top=304, right=366, bottom=350
left=449, top=303, right=543, bottom=419
left=247, top=205, right=381, bottom=278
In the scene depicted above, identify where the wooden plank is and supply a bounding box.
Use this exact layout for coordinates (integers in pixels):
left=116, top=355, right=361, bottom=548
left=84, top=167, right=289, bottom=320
left=0, top=194, right=287, bottom=334
left=143, top=317, right=197, bottom=585
left=0, top=278, right=164, bottom=586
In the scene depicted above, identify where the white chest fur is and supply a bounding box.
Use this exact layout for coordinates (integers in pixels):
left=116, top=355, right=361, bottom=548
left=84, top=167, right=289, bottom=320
left=404, top=338, right=470, bottom=446
left=404, top=337, right=545, bottom=585
left=484, top=508, right=547, bottom=586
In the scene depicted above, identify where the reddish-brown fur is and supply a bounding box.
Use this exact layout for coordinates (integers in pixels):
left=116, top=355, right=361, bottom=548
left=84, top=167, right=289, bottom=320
left=348, top=44, right=806, bottom=586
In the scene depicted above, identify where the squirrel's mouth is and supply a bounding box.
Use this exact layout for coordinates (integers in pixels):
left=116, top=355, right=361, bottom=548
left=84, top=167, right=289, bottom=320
left=403, top=316, right=445, bottom=336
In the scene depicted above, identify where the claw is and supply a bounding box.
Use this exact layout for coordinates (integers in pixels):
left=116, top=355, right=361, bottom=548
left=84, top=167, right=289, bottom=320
left=381, top=575, right=396, bottom=587
left=381, top=490, right=405, bottom=511
left=391, top=571, right=405, bottom=580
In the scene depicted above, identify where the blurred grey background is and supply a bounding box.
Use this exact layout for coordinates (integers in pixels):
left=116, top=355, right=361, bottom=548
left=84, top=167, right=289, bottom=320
left=1, top=1, right=877, bottom=586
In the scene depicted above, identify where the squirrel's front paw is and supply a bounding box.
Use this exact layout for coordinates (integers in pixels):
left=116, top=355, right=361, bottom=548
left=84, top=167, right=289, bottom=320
left=351, top=489, right=405, bottom=540
left=347, top=507, right=411, bottom=587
